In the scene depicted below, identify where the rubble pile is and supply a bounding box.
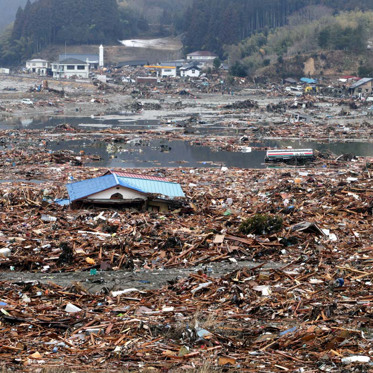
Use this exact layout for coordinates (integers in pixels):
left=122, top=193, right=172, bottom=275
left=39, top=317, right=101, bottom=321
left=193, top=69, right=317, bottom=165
left=0, top=73, right=372, bottom=371
left=0, top=249, right=371, bottom=371
left=0, top=166, right=371, bottom=276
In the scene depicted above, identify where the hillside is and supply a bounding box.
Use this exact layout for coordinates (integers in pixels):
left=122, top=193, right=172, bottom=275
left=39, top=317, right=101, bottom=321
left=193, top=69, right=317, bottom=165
left=227, top=10, right=373, bottom=79
left=183, top=0, right=373, bottom=55
left=0, top=0, right=31, bottom=32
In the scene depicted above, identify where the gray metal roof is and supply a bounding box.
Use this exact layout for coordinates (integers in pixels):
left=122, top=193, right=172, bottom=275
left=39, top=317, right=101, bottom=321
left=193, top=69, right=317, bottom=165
left=350, top=78, right=373, bottom=89
left=59, top=54, right=99, bottom=63
left=59, top=58, right=88, bottom=65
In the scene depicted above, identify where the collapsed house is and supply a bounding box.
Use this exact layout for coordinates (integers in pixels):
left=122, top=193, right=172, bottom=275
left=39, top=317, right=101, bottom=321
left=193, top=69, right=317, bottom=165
left=66, top=170, right=185, bottom=212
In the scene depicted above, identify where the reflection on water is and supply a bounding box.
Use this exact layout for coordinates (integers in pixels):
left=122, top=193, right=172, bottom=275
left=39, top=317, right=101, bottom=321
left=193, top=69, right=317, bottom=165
left=1, top=115, right=373, bottom=169
left=47, top=138, right=373, bottom=169
left=0, top=116, right=160, bottom=130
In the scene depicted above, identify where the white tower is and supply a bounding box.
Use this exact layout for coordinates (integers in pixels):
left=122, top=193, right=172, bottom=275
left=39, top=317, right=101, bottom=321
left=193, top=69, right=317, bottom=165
left=99, top=45, right=104, bottom=68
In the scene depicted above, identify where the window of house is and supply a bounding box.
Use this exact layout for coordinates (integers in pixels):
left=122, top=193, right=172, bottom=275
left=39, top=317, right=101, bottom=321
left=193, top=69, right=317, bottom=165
left=192, top=69, right=195, bottom=73
left=163, top=69, right=171, bottom=72
left=77, top=65, right=85, bottom=70
left=66, top=65, right=75, bottom=70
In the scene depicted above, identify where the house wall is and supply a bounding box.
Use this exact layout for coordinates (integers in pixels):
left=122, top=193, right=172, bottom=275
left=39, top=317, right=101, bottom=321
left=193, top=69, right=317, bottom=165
left=181, top=69, right=200, bottom=78
left=52, top=64, right=89, bottom=79
left=148, top=200, right=169, bottom=213
left=161, top=68, right=177, bottom=77
left=87, top=186, right=146, bottom=201
left=26, top=60, right=49, bottom=76
left=354, top=82, right=373, bottom=95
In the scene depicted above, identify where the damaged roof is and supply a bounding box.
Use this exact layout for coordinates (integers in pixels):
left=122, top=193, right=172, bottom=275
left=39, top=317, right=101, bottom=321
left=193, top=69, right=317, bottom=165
left=67, top=171, right=185, bottom=202
left=349, top=77, right=373, bottom=89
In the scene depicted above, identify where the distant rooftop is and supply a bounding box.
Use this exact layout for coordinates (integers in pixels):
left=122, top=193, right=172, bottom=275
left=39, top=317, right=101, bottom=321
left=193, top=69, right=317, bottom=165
left=59, top=54, right=99, bottom=63
left=59, top=58, right=89, bottom=65
left=27, top=58, right=48, bottom=62
left=350, top=77, right=373, bottom=89
left=187, top=51, right=217, bottom=57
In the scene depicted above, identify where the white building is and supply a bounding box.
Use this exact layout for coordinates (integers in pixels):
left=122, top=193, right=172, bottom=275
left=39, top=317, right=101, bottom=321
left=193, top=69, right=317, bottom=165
left=51, top=58, right=89, bottom=79
left=186, top=51, right=217, bottom=61
left=25, top=59, right=50, bottom=76
left=180, top=64, right=201, bottom=78
left=160, top=66, right=177, bottom=77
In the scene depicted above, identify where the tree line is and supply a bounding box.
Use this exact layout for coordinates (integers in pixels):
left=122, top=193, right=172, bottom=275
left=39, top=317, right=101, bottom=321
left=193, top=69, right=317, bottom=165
left=0, top=0, right=145, bottom=65
left=227, top=10, right=373, bottom=78
left=183, top=0, right=373, bottom=56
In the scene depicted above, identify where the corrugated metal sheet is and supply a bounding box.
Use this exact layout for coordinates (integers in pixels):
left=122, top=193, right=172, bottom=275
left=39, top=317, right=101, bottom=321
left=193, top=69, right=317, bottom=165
left=67, top=174, right=116, bottom=202
left=118, top=177, right=184, bottom=198
left=67, top=173, right=185, bottom=202
left=111, top=171, right=169, bottom=182
left=350, top=78, right=373, bottom=89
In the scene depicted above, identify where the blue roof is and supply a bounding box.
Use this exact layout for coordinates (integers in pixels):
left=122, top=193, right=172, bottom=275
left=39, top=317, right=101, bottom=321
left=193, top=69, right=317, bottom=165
left=66, top=173, right=185, bottom=202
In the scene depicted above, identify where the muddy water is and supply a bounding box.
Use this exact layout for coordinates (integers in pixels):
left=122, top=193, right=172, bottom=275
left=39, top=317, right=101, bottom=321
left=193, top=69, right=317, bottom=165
left=1, top=115, right=373, bottom=168
left=46, top=137, right=373, bottom=169
left=2, top=260, right=281, bottom=293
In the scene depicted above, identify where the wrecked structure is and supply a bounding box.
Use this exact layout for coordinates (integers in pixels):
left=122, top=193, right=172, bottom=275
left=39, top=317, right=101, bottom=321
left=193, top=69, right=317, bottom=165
left=67, top=170, right=185, bottom=212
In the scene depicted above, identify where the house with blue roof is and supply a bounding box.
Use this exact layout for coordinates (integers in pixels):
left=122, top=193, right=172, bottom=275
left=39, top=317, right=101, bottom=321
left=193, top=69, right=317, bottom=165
left=66, top=171, right=185, bottom=212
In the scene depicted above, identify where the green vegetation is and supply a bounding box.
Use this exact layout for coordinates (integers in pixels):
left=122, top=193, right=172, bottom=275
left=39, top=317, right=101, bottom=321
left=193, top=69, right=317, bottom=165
left=183, top=0, right=373, bottom=56
left=1, top=0, right=373, bottom=69
left=239, top=214, right=283, bottom=235
left=227, top=10, right=373, bottom=77
left=0, top=0, right=139, bottom=65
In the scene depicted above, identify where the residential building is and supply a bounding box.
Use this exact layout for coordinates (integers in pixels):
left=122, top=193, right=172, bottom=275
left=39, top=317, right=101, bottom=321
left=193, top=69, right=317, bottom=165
left=186, top=51, right=217, bottom=61
left=144, top=65, right=177, bottom=78
left=58, top=54, right=100, bottom=69
left=66, top=171, right=185, bottom=212
left=52, top=58, right=90, bottom=79
left=349, top=78, right=373, bottom=96
left=25, top=59, right=50, bottom=76
left=180, top=63, right=201, bottom=78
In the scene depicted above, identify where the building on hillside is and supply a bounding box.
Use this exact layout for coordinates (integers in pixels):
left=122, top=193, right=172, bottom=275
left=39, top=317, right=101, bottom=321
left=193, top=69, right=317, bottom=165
left=25, top=59, right=50, bottom=76
left=66, top=170, right=185, bottom=212
left=51, top=58, right=90, bottom=79
left=186, top=51, right=217, bottom=63
left=180, top=63, right=201, bottom=78
left=349, top=78, right=373, bottom=96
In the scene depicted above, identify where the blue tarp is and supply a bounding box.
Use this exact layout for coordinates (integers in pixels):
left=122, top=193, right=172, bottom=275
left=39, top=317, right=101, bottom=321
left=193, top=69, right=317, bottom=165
left=300, top=77, right=317, bottom=84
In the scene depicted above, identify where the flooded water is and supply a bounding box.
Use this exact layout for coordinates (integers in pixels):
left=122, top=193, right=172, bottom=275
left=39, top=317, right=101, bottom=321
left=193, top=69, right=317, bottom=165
left=0, top=115, right=160, bottom=130
left=1, top=116, right=373, bottom=168
left=47, top=138, right=373, bottom=169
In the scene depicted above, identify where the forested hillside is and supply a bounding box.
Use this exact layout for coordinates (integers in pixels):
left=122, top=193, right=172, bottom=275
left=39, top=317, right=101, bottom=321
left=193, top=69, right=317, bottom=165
left=1, top=0, right=373, bottom=68
left=12, top=0, right=122, bottom=45
left=0, top=0, right=30, bottom=32
left=227, top=10, right=373, bottom=79
left=183, top=0, right=373, bottom=55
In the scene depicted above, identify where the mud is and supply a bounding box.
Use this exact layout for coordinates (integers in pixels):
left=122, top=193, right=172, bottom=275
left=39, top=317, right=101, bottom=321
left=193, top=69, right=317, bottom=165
left=1, top=260, right=280, bottom=293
